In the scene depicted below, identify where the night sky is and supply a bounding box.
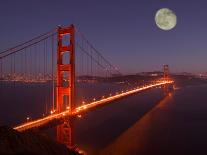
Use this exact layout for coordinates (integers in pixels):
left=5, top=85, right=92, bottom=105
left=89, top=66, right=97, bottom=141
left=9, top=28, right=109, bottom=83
left=0, top=0, right=207, bottom=74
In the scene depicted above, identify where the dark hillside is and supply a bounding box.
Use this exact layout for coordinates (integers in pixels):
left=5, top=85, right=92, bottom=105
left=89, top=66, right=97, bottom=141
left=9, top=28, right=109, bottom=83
left=0, top=126, right=80, bottom=155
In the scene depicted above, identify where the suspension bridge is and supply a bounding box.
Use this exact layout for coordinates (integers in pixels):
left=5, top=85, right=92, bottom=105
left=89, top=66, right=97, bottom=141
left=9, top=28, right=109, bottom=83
left=0, top=25, right=174, bottom=149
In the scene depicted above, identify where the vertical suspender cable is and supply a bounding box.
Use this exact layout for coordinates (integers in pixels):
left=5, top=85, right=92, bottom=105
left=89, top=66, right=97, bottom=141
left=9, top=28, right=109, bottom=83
left=10, top=55, right=12, bottom=83
left=36, top=44, right=38, bottom=81
left=44, top=40, right=46, bottom=80
left=45, top=38, right=48, bottom=112
left=81, top=37, right=84, bottom=76
left=38, top=44, right=41, bottom=77
left=34, top=45, right=37, bottom=80
left=21, top=51, right=23, bottom=80
left=86, top=43, right=88, bottom=76
left=29, top=47, right=32, bottom=83
left=81, top=48, right=83, bottom=77
left=45, top=39, right=47, bottom=79
left=90, top=46, right=93, bottom=78
left=13, top=53, right=15, bottom=87
left=25, top=49, right=27, bottom=81
left=97, top=54, right=99, bottom=77
left=52, top=35, right=55, bottom=111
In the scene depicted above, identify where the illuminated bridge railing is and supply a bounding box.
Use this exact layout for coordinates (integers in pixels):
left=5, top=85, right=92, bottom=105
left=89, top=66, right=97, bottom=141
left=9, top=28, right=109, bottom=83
left=14, top=80, right=173, bottom=132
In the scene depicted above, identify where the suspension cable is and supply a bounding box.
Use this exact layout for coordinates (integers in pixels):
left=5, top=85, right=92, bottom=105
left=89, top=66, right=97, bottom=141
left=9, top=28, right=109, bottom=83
left=0, top=33, right=56, bottom=59
left=76, top=42, right=106, bottom=70
left=0, top=28, right=57, bottom=55
left=75, top=29, right=121, bottom=75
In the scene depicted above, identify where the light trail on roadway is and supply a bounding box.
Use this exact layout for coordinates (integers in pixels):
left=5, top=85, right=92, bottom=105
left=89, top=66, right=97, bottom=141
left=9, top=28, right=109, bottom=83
left=14, top=80, right=173, bottom=132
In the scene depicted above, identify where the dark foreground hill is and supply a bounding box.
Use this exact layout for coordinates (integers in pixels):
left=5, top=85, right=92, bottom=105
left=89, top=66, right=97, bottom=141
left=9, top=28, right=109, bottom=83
left=0, top=126, right=80, bottom=155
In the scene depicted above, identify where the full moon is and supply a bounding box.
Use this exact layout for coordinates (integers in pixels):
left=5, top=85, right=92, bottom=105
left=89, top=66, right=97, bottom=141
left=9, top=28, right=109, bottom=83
left=155, top=8, right=177, bottom=31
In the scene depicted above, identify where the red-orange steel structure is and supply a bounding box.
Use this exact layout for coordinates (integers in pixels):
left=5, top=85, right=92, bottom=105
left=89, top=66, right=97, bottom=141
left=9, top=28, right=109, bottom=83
left=163, top=64, right=169, bottom=80
left=163, top=64, right=170, bottom=94
left=56, top=25, right=75, bottom=148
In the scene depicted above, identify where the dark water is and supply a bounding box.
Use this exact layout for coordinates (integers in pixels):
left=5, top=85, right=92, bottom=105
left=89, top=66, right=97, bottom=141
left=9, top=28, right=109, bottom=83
left=1, top=82, right=207, bottom=155
left=74, top=85, right=207, bottom=155
left=0, top=82, right=127, bottom=125
left=74, top=87, right=165, bottom=154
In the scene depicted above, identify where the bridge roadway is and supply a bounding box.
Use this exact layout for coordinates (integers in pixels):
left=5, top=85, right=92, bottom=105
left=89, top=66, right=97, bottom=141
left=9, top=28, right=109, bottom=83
left=14, top=80, right=173, bottom=132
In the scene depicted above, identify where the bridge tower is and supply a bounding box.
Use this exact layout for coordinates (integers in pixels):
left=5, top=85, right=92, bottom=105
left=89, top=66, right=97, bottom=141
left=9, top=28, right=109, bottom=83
left=56, top=25, right=75, bottom=148
left=163, top=64, right=170, bottom=94
left=163, top=64, right=169, bottom=81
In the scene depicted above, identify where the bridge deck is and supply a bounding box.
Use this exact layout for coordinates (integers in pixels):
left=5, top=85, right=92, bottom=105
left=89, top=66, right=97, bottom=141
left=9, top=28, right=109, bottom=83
left=14, top=80, right=173, bottom=132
